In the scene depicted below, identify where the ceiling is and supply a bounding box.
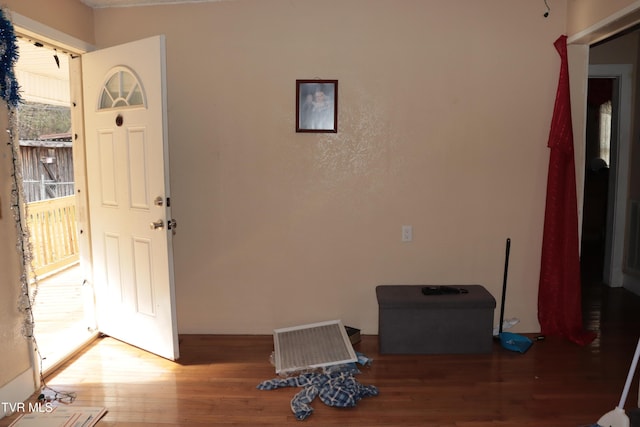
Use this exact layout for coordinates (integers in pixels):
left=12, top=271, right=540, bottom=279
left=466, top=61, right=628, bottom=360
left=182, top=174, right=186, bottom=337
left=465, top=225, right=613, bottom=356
left=80, top=0, right=220, bottom=8
left=15, top=37, right=71, bottom=105
left=16, top=38, right=70, bottom=81
left=16, top=1, right=221, bottom=80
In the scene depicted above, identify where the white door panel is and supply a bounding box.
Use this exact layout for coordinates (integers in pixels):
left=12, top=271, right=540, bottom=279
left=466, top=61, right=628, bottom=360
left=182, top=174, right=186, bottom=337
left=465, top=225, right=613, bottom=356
left=83, top=35, right=178, bottom=360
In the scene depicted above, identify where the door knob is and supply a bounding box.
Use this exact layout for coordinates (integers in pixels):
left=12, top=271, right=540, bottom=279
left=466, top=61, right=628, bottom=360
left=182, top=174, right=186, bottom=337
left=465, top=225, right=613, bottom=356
left=150, top=219, right=164, bottom=230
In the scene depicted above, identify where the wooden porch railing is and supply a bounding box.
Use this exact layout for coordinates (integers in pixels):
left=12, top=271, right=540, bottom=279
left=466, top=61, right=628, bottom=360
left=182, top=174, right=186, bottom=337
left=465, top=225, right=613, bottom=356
left=26, top=195, right=79, bottom=278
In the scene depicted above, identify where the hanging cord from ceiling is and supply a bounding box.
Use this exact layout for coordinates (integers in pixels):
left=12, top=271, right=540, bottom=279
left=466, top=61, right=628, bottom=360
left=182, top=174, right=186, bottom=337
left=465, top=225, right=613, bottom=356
left=543, top=0, right=550, bottom=18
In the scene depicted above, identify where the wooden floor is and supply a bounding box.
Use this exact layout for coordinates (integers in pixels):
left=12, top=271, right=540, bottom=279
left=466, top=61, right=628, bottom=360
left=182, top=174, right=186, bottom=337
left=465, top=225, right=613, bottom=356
left=31, top=264, right=95, bottom=373
left=3, top=281, right=640, bottom=426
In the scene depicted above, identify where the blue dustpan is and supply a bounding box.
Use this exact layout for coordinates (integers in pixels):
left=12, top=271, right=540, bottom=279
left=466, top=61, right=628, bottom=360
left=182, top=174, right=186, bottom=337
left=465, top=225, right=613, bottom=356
left=496, top=239, right=533, bottom=354
left=499, top=331, right=533, bottom=354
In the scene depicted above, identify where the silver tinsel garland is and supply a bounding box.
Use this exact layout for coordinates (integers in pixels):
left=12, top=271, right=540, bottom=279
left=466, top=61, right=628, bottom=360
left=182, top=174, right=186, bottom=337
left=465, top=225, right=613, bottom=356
left=7, top=106, right=39, bottom=339
left=0, top=8, right=36, bottom=340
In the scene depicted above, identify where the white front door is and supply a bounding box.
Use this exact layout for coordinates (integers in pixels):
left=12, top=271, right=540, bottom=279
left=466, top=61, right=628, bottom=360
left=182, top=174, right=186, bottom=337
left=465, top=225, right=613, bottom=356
left=82, top=35, right=179, bottom=360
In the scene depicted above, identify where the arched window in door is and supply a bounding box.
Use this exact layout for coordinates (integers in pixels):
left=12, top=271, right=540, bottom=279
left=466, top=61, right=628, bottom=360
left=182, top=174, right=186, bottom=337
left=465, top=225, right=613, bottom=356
left=98, top=66, right=146, bottom=110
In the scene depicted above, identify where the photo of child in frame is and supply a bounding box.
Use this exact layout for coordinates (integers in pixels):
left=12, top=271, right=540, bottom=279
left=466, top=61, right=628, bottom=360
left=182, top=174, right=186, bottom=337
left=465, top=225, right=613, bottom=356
left=296, top=80, right=337, bottom=132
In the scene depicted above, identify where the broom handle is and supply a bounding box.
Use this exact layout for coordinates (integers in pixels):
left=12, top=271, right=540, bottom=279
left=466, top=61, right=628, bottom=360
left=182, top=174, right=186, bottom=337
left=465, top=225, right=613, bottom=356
left=618, top=336, right=640, bottom=408
left=499, top=238, right=510, bottom=335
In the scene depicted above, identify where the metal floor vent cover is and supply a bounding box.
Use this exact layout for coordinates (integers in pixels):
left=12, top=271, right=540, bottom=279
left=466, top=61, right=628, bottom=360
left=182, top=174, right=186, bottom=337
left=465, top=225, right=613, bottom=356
left=273, top=320, right=357, bottom=374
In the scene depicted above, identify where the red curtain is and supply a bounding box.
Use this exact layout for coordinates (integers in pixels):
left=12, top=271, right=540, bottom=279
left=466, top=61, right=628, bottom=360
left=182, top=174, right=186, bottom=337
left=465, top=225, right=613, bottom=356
left=537, top=35, right=596, bottom=346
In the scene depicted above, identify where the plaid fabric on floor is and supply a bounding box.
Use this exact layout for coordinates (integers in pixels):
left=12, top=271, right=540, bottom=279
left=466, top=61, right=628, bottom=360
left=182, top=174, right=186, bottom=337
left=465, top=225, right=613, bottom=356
left=257, top=370, right=378, bottom=420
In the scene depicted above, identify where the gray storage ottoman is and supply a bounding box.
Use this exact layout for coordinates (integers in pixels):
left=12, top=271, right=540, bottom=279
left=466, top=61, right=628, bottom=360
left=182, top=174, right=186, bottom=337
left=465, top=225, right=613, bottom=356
left=376, top=285, right=496, bottom=354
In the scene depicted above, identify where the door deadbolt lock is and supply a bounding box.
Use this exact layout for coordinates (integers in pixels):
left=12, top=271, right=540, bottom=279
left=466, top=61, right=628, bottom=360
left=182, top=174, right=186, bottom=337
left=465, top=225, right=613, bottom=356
left=154, top=196, right=164, bottom=206
left=150, top=219, right=164, bottom=230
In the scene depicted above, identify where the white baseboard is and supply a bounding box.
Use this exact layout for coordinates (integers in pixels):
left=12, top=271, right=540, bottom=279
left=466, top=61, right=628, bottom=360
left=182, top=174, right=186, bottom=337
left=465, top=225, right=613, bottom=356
left=0, top=367, right=36, bottom=419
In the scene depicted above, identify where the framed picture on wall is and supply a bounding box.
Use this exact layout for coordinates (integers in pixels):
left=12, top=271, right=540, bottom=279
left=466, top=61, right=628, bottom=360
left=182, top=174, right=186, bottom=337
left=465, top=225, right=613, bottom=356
left=296, top=80, right=338, bottom=133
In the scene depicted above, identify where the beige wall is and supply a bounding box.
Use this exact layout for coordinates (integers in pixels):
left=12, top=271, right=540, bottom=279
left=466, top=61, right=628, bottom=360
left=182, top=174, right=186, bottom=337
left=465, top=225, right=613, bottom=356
left=4, top=0, right=94, bottom=45
left=3, top=0, right=640, bottom=413
left=0, top=103, right=32, bottom=389
left=590, top=31, right=640, bottom=65
left=4, top=0, right=637, bottom=342
left=567, top=0, right=637, bottom=35
left=567, top=0, right=640, bottom=44
left=91, top=0, right=566, bottom=334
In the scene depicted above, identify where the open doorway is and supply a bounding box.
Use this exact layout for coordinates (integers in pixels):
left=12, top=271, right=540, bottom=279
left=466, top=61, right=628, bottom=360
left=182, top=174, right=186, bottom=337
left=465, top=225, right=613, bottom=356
left=11, top=10, right=180, bottom=365
left=581, top=77, right=614, bottom=286
left=580, top=57, right=633, bottom=292
left=14, top=36, right=96, bottom=374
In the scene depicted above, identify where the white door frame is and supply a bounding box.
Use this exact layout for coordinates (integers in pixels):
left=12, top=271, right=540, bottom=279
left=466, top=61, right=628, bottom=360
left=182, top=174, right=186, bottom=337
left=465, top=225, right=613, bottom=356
left=568, top=15, right=636, bottom=290
left=11, top=14, right=94, bottom=279
left=11, top=12, right=95, bottom=389
left=588, top=64, right=632, bottom=287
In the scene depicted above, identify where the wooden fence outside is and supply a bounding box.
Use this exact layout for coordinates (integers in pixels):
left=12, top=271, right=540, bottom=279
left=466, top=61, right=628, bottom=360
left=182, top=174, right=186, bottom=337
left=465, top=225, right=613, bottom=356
left=23, top=178, right=74, bottom=202
left=20, top=141, right=74, bottom=203
left=26, top=195, right=79, bottom=278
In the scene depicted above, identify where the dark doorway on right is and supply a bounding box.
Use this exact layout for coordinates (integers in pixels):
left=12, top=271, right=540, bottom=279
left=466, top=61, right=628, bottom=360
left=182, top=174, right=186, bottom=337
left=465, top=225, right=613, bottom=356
left=581, top=77, right=613, bottom=287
